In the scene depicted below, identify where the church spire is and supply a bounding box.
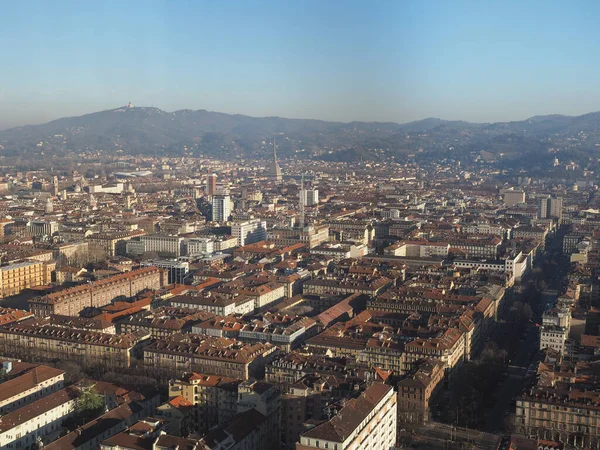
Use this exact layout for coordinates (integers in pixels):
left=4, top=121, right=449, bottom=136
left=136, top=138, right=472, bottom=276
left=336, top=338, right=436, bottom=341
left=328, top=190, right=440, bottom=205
left=268, top=135, right=283, bottom=183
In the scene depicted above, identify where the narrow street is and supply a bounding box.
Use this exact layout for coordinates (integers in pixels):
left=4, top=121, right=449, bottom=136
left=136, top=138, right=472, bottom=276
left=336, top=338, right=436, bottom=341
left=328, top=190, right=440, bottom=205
left=484, top=228, right=569, bottom=433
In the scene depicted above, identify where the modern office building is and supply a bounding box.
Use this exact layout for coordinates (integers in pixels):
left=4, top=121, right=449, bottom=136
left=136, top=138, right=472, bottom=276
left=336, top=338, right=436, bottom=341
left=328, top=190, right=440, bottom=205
left=140, top=235, right=185, bottom=257
left=503, top=189, right=526, bottom=206
left=141, top=260, right=189, bottom=284
left=232, top=219, right=267, bottom=246
left=212, top=193, right=232, bottom=222
left=305, top=188, right=319, bottom=207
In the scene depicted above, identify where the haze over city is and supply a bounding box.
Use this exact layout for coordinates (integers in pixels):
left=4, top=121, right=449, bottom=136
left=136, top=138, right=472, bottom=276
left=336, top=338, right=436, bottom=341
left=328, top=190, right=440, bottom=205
left=2, top=0, right=600, bottom=129
left=2, top=2, right=600, bottom=450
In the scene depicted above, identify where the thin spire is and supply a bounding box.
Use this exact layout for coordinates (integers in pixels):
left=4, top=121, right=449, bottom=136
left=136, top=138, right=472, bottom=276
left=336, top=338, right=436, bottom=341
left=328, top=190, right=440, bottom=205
left=299, top=173, right=305, bottom=228
left=273, top=136, right=277, bottom=162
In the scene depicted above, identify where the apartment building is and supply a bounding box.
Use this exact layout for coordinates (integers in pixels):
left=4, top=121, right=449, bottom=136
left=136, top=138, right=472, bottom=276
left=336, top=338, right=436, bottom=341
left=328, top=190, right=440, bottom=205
left=170, top=292, right=255, bottom=316
left=513, top=226, right=548, bottom=246
left=212, top=279, right=286, bottom=311
left=198, top=408, right=275, bottom=450
left=118, top=307, right=214, bottom=338
left=87, top=230, right=147, bottom=257
left=0, top=362, right=65, bottom=415
left=246, top=272, right=304, bottom=299
left=303, top=276, right=392, bottom=297
left=44, top=400, right=145, bottom=450
left=211, top=193, right=232, bottom=222
left=0, top=219, right=13, bottom=242
left=306, top=312, right=405, bottom=373
left=0, top=260, right=55, bottom=298
left=297, top=383, right=397, bottom=450
left=237, top=380, right=281, bottom=450
left=311, top=242, right=367, bottom=261
left=268, top=225, right=330, bottom=249
left=448, top=236, right=502, bottom=259
left=384, top=240, right=450, bottom=258
left=403, top=328, right=466, bottom=377
left=326, top=220, right=375, bottom=244
left=281, top=373, right=368, bottom=450
left=28, top=267, right=163, bottom=317
left=185, top=237, right=214, bottom=255
left=461, top=222, right=508, bottom=237
left=241, top=315, right=316, bottom=350
left=0, top=387, right=79, bottom=450
left=169, top=373, right=241, bottom=433
left=503, top=189, right=526, bottom=206
left=516, top=389, right=600, bottom=448
left=143, top=334, right=278, bottom=380
left=397, top=358, right=445, bottom=425
left=540, top=326, right=568, bottom=355
left=265, top=353, right=368, bottom=387
left=0, top=321, right=151, bottom=368
left=88, top=182, right=124, bottom=194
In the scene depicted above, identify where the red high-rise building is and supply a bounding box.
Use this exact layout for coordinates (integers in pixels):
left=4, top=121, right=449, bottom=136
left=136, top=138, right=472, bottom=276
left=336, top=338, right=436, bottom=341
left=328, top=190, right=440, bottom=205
left=207, top=173, right=217, bottom=197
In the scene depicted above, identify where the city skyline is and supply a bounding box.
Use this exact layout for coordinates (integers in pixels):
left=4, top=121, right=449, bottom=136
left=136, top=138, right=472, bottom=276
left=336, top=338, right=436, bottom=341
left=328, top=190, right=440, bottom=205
left=2, top=0, right=600, bottom=129
left=1, top=1, right=600, bottom=448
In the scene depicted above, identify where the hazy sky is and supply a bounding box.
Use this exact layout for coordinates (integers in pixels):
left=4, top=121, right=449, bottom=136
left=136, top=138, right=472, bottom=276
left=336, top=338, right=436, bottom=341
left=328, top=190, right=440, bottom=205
left=1, top=0, right=600, bottom=129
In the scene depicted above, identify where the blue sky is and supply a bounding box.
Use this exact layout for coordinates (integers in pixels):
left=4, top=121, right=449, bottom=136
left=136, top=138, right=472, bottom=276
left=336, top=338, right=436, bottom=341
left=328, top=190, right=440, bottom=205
left=1, top=0, right=600, bottom=129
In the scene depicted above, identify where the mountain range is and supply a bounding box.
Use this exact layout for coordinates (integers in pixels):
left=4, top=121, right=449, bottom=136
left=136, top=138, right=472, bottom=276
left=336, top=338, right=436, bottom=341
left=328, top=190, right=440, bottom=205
left=1, top=105, right=600, bottom=168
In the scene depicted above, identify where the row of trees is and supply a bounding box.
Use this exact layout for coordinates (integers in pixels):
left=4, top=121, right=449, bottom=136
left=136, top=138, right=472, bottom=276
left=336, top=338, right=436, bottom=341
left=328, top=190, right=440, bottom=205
left=439, top=342, right=508, bottom=429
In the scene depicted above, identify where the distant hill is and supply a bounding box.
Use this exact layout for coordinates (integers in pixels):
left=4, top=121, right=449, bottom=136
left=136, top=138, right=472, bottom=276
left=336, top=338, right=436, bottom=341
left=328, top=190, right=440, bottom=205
left=1, top=105, right=600, bottom=167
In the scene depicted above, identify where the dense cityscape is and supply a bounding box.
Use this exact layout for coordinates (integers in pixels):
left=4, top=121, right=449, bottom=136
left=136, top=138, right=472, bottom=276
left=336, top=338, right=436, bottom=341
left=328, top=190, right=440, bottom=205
left=4, top=0, right=600, bottom=449
left=0, top=123, right=599, bottom=450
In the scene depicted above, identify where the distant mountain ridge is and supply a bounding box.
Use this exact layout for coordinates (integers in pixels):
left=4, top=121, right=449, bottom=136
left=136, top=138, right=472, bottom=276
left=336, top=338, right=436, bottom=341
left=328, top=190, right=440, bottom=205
left=1, top=105, right=600, bottom=167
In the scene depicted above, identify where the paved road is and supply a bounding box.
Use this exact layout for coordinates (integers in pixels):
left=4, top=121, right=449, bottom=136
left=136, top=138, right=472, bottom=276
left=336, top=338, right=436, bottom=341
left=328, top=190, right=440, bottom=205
left=412, top=422, right=500, bottom=450
left=484, top=325, right=539, bottom=433
left=485, top=229, right=570, bottom=433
